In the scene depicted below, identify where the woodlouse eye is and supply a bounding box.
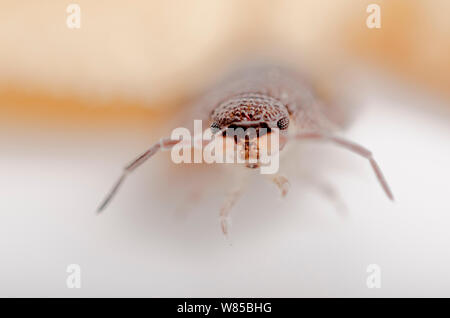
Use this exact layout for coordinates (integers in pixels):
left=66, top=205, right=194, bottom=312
left=277, top=117, right=289, bottom=130
left=210, top=122, right=221, bottom=132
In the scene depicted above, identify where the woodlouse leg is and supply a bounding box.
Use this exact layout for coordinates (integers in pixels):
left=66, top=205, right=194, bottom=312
left=313, top=181, right=348, bottom=216
left=219, top=183, right=246, bottom=239
left=292, top=132, right=394, bottom=201
left=299, top=173, right=348, bottom=216
left=268, top=174, right=291, bottom=197
left=97, top=137, right=180, bottom=213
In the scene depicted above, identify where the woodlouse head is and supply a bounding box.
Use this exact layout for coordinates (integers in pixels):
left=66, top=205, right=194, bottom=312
left=210, top=93, right=290, bottom=134
left=210, top=93, right=289, bottom=168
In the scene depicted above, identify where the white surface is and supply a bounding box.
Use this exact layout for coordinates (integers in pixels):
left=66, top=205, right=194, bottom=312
left=1, top=82, right=450, bottom=297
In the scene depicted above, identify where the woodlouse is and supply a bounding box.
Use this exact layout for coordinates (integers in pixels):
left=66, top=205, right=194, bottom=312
left=97, top=64, right=393, bottom=236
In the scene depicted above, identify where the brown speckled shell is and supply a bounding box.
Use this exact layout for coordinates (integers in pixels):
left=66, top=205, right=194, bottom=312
left=211, top=92, right=289, bottom=128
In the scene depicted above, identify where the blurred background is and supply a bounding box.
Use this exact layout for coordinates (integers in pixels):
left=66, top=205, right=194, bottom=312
left=1, top=0, right=450, bottom=297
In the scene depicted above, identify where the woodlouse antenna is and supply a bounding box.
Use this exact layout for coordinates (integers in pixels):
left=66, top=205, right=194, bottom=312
left=291, top=132, right=394, bottom=201
left=97, top=128, right=227, bottom=213
left=96, top=137, right=180, bottom=213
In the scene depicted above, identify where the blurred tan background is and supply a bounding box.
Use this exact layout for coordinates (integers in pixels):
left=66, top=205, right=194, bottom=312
left=1, top=0, right=449, bottom=131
